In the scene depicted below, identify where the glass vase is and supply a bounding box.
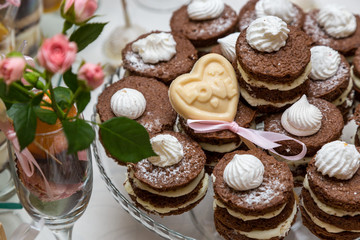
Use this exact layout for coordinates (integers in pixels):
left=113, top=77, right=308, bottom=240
left=8, top=126, right=93, bottom=240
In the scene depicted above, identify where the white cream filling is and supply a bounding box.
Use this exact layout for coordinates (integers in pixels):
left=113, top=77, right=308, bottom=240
left=124, top=173, right=209, bottom=214
left=214, top=199, right=286, bottom=221
left=331, top=77, right=354, bottom=107
left=351, top=66, right=360, bottom=90
left=240, top=86, right=300, bottom=107
left=302, top=199, right=360, bottom=233
left=130, top=169, right=205, bottom=197
left=237, top=61, right=312, bottom=91
left=303, top=175, right=360, bottom=217
left=200, top=141, right=241, bottom=153
left=196, top=45, right=216, bottom=53
left=231, top=200, right=297, bottom=239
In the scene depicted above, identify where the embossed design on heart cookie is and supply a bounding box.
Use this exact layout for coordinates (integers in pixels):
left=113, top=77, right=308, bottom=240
left=169, top=53, right=239, bottom=121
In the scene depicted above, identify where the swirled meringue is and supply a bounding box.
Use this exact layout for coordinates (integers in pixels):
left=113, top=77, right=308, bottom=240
left=148, top=134, right=184, bottom=167
left=110, top=88, right=146, bottom=119
left=317, top=5, right=356, bottom=39
left=217, top=32, right=240, bottom=62
left=310, top=46, right=340, bottom=80
left=255, top=0, right=297, bottom=24
left=315, top=141, right=360, bottom=180
left=223, top=154, right=264, bottom=191
left=187, top=0, right=224, bottom=21
left=281, top=95, right=322, bottom=136
left=132, top=32, right=177, bottom=64
left=246, top=16, right=290, bottom=53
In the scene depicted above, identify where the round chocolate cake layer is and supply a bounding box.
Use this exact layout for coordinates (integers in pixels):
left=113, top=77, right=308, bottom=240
left=307, top=55, right=350, bottom=102
left=122, top=31, right=198, bottom=84
left=236, top=26, right=311, bottom=84
left=238, top=76, right=308, bottom=104
left=301, top=188, right=360, bottom=231
left=237, top=0, right=305, bottom=31
left=300, top=206, right=360, bottom=240
left=303, top=10, right=360, bottom=56
left=179, top=100, right=256, bottom=145
left=170, top=5, right=238, bottom=47
left=264, top=98, right=344, bottom=157
left=353, top=48, right=360, bottom=77
left=213, top=149, right=293, bottom=216
left=306, top=157, right=360, bottom=212
left=214, top=211, right=295, bottom=240
left=133, top=131, right=206, bottom=191
left=128, top=172, right=205, bottom=208
left=128, top=191, right=206, bottom=216
left=214, top=193, right=295, bottom=232
left=96, top=76, right=176, bottom=134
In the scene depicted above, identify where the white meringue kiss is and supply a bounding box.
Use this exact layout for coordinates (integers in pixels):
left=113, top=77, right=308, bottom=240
left=223, top=154, right=264, bottom=191
left=255, top=0, right=297, bottom=24
left=281, top=95, right=322, bottom=136
left=187, top=0, right=224, bottom=21
left=310, top=46, right=340, bottom=80
left=110, top=88, right=146, bottom=119
left=315, top=141, right=360, bottom=180
left=148, top=134, right=184, bottom=167
left=246, top=16, right=289, bottom=53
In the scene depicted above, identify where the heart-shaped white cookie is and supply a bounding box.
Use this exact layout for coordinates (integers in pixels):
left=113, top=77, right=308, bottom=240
left=169, top=53, right=239, bottom=121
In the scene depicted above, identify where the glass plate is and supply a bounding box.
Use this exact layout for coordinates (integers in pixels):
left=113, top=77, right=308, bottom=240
left=91, top=70, right=357, bottom=240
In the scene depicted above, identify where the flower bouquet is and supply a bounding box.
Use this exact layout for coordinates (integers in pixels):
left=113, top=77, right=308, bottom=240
left=0, top=0, right=155, bottom=238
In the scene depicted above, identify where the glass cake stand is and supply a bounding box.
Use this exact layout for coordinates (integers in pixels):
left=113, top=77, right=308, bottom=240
left=90, top=72, right=356, bottom=240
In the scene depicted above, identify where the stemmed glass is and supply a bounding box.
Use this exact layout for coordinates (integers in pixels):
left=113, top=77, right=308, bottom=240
left=103, top=0, right=146, bottom=67
left=7, top=123, right=93, bottom=240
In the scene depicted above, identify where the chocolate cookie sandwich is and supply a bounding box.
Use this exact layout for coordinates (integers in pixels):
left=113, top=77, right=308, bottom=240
left=351, top=47, right=360, bottom=99
left=236, top=16, right=311, bottom=113
left=170, top=0, right=238, bottom=50
left=124, top=131, right=208, bottom=216
left=237, top=0, right=305, bottom=31
left=303, top=5, right=360, bottom=57
left=264, top=95, right=344, bottom=186
left=122, top=31, right=197, bottom=84
left=213, top=148, right=297, bottom=240
left=300, top=141, right=360, bottom=240
left=96, top=76, right=176, bottom=164
left=306, top=46, right=354, bottom=121
left=169, top=53, right=258, bottom=172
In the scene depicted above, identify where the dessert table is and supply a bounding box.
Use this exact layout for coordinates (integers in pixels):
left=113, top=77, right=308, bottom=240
left=1, top=0, right=359, bottom=239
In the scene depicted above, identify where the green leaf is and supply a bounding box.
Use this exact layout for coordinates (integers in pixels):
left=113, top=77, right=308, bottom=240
left=31, top=92, right=44, bottom=106
left=34, top=106, right=57, bottom=125
left=53, top=87, right=73, bottom=110
left=62, top=118, right=95, bottom=153
left=8, top=103, right=37, bottom=150
left=99, top=117, right=156, bottom=163
left=63, top=20, right=73, bottom=35
left=0, top=81, right=31, bottom=104
left=63, top=68, right=78, bottom=93
left=75, top=90, right=90, bottom=114
left=70, top=23, right=107, bottom=52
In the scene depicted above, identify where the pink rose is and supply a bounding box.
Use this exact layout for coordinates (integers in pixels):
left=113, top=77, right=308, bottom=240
left=64, top=0, right=98, bottom=23
left=0, top=57, right=26, bottom=85
left=37, top=34, right=77, bottom=74
left=77, top=63, right=104, bottom=90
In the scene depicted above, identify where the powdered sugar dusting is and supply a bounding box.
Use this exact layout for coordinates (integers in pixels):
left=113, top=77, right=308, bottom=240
left=241, top=179, right=285, bottom=205
left=303, top=11, right=331, bottom=45
left=125, top=51, right=156, bottom=71
left=308, top=59, right=350, bottom=97
left=134, top=135, right=205, bottom=189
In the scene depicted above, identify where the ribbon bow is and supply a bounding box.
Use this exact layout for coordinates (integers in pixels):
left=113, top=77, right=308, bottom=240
left=187, top=119, right=307, bottom=161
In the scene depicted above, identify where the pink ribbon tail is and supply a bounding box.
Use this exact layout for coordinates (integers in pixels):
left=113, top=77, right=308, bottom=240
left=187, top=119, right=307, bottom=161
left=0, top=121, right=53, bottom=197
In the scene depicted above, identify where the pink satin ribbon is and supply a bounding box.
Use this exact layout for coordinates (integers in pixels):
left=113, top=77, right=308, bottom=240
left=0, top=120, right=53, bottom=197
left=0, top=0, right=20, bottom=9
left=187, top=119, right=307, bottom=161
